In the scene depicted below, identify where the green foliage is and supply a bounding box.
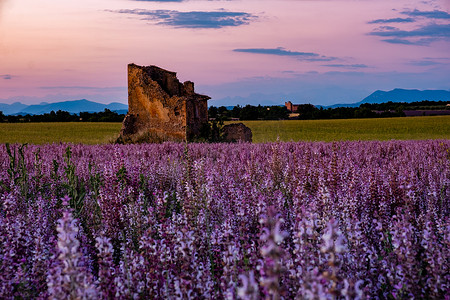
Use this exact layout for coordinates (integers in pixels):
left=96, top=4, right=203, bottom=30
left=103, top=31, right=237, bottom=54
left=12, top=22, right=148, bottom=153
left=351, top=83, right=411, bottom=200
left=361, top=100, right=450, bottom=111
left=197, top=118, right=225, bottom=142
left=164, top=191, right=182, bottom=218
left=138, top=173, right=152, bottom=214
left=116, top=165, right=129, bottom=186
left=32, top=148, right=46, bottom=195
left=64, top=146, right=86, bottom=217
left=5, top=143, right=29, bottom=198
left=209, top=105, right=289, bottom=120
left=88, top=162, right=102, bottom=201
left=51, top=159, right=60, bottom=181
left=1, top=109, right=125, bottom=123
left=208, top=100, right=449, bottom=121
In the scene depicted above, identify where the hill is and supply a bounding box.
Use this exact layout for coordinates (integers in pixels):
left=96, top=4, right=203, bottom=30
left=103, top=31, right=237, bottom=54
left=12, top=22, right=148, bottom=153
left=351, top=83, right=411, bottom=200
left=326, top=89, right=450, bottom=108
left=0, top=102, right=28, bottom=115
left=0, top=99, right=128, bottom=115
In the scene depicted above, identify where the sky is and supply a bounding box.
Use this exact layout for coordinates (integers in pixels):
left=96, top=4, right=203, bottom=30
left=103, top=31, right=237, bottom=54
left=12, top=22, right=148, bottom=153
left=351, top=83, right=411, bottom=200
left=0, top=0, right=449, bottom=106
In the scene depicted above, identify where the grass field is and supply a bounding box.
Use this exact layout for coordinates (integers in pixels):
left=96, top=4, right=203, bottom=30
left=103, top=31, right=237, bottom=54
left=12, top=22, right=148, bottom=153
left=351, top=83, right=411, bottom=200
left=237, top=115, right=450, bottom=142
left=0, top=116, right=449, bottom=144
left=0, top=122, right=122, bottom=145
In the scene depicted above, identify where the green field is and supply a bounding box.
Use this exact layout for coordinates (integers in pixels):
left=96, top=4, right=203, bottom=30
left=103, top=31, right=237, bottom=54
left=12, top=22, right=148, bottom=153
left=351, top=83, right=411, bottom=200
left=0, top=122, right=122, bottom=145
left=0, top=116, right=449, bottom=144
left=237, top=115, right=450, bottom=143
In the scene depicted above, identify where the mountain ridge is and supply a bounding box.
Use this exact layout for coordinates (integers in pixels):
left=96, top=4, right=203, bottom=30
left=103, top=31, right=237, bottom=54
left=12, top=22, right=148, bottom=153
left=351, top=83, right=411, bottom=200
left=323, top=88, right=450, bottom=108
left=1, top=89, right=449, bottom=115
left=0, top=99, right=128, bottom=115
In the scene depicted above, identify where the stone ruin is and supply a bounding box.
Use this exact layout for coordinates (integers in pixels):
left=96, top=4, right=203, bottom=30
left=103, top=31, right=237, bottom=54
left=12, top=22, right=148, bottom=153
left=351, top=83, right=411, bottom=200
left=118, top=63, right=252, bottom=143
left=117, top=64, right=210, bottom=143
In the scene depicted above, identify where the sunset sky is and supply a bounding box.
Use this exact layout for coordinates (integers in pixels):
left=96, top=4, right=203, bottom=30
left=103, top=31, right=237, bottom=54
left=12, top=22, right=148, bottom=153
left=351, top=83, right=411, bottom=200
left=0, top=0, right=449, bottom=106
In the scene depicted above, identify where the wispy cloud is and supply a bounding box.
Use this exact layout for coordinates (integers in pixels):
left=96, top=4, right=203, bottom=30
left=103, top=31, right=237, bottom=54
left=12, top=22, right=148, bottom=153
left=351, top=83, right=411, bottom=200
left=303, top=56, right=339, bottom=62
left=402, top=9, right=450, bottom=19
left=376, top=26, right=399, bottom=31
left=368, top=7, right=450, bottom=46
left=370, top=23, right=450, bottom=38
left=322, top=64, right=369, bottom=69
left=408, top=60, right=442, bottom=66
left=368, top=17, right=415, bottom=24
left=233, top=47, right=319, bottom=57
left=1, top=74, right=12, bottom=80
left=323, top=71, right=366, bottom=76
left=232, top=47, right=340, bottom=63
left=369, top=23, right=450, bottom=45
left=381, top=38, right=422, bottom=45
left=423, top=57, right=450, bottom=60
left=109, top=9, right=256, bottom=28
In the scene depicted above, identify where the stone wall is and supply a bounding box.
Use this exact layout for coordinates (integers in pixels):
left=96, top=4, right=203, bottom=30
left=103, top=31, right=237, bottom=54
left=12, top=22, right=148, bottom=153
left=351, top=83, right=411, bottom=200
left=118, top=64, right=210, bottom=143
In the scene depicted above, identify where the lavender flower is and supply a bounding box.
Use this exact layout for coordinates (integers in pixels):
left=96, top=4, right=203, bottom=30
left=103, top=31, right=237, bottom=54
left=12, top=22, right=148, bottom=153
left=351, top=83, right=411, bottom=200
left=0, top=140, right=447, bottom=298
left=47, top=196, right=97, bottom=299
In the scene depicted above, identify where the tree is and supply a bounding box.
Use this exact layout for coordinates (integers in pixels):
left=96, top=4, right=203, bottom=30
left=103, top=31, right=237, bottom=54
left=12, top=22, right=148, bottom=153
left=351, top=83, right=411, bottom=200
left=240, top=105, right=259, bottom=120
left=208, top=106, right=218, bottom=119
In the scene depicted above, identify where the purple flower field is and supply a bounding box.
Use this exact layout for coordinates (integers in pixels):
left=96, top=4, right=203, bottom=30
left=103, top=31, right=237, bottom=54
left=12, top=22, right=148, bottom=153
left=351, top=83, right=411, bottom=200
left=0, top=141, right=449, bottom=299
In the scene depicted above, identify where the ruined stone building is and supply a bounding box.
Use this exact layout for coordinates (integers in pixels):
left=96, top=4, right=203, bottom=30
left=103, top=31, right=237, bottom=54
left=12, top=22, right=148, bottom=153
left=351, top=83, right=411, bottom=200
left=285, top=101, right=300, bottom=113
left=118, top=64, right=210, bottom=142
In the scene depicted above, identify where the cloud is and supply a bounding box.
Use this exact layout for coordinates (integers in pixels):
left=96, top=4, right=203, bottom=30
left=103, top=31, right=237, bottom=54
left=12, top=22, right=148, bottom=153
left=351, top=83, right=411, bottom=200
left=322, top=64, right=369, bottom=69
left=370, top=23, right=450, bottom=38
left=375, top=26, right=399, bottom=31
left=368, top=17, right=415, bottom=24
left=402, top=9, right=450, bottom=19
left=368, top=7, right=450, bottom=46
left=408, top=60, right=442, bottom=66
left=232, top=47, right=340, bottom=62
left=233, top=47, right=319, bottom=57
left=381, top=38, right=422, bottom=45
left=303, top=56, right=339, bottom=62
left=423, top=57, right=450, bottom=60
left=323, top=71, right=367, bottom=76
left=1, top=74, right=12, bottom=80
left=110, top=9, right=256, bottom=28
left=369, top=23, right=450, bottom=45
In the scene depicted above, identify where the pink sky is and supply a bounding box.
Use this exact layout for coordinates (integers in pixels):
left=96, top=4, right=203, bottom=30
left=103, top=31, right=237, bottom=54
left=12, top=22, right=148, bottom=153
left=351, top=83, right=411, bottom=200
left=0, top=0, right=449, bottom=106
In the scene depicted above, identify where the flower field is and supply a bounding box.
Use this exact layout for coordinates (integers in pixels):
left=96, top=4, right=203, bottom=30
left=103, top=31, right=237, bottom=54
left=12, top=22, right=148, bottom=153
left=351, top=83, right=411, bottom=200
left=0, top=141, right=449, bottom=299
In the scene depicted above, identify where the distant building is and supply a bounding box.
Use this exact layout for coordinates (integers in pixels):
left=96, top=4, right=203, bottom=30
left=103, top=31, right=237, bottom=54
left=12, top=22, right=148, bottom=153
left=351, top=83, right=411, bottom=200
left=285, top=101, right=300, bottom=113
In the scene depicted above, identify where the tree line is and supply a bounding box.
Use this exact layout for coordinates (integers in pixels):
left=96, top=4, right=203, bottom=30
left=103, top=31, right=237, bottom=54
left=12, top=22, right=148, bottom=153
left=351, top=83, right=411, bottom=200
left=0, top=109, right=125, bottom=123
left=0, top=100, right=448, bottom=122
left=210, top=100, right=449, bottom=121
left=208, top=105, right=290, bottom=120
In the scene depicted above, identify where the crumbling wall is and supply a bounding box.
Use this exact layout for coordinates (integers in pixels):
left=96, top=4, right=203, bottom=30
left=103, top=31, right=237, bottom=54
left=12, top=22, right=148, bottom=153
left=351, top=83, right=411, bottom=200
left=118, top=64, right=210, bottom=143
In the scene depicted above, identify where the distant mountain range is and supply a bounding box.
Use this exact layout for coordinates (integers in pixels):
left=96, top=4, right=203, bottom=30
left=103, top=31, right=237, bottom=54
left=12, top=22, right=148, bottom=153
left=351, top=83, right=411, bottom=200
left=0, top=89, right=449, bottom=115
left=0, top=99, right=128, bottom=115
left=324, top=89, right=450, bottom=108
